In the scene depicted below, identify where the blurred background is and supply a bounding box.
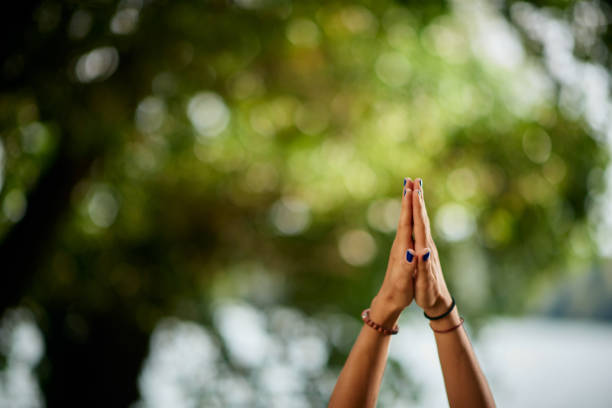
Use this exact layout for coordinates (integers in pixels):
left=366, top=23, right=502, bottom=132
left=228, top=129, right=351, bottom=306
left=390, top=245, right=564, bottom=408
left=1, top=0, right=612, bottom=406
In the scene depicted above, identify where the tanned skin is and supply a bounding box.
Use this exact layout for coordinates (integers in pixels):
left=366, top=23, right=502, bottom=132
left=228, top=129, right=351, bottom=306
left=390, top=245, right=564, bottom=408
left=328, top=178, right=496, bottom=408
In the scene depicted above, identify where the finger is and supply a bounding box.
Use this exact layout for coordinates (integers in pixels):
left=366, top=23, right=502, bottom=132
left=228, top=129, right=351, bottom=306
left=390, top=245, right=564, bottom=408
left=412, top=178, right=428, bottom=253
left=396, top=177, right=414, bottom=248
left=418, top=183, right=437, bottom=257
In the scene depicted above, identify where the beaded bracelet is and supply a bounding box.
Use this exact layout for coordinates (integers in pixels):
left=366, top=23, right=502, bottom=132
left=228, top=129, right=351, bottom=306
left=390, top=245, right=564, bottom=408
left=361, top=308, right=399, bottom=335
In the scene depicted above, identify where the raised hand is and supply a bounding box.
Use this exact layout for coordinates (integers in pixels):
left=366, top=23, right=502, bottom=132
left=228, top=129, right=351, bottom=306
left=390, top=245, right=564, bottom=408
left=330, top=176, right=496, bottom=408
left=370, top=178, right=417, bottom=326
left=411, top=178, right=496, bottom=408
left=411, top=178, right=453, bottom=317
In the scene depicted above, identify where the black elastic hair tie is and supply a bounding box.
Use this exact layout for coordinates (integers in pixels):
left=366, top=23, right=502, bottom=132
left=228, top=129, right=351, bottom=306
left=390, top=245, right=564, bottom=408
left=424, top=296, right=456, bottom=320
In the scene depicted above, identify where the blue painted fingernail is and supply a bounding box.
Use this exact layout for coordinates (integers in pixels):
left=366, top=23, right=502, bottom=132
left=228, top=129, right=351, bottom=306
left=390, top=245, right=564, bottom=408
left=406, top=250, right=414, bottom=262
left=419, top=179, right=423, bottom=188
left=417, top=190, right=421, bottom=197
left=403, top=188, right=407, bottom=196
left=423, top=251, right=430, bottom=261
left=403, top=178, right=407, bottom=186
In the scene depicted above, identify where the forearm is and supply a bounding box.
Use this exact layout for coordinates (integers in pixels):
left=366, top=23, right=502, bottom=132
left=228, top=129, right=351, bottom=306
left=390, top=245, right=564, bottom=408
left=428, top=305, right=496, bottom=408
left=328, top=297, right=402, bottom=408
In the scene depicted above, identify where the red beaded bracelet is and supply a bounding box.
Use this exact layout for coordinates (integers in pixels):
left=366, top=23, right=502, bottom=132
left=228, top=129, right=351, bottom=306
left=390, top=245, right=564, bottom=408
left=361, top=308, right=399, bottom=335
left=430, top=317, right=464, bottom=334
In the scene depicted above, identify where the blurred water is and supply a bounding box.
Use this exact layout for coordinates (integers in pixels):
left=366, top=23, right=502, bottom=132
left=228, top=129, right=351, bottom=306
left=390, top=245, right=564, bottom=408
left=390, top=315, right=612, bottom=408
left=134, top=305, right=612, bottom=407
left=2, top=306, right=612, bottom=408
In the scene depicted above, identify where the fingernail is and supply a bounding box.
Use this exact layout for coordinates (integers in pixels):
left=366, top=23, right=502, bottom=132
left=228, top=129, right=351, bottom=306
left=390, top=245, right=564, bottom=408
left=406, top=250, right=414, bottom=262
left=403, top=189, right=406, bottom=196
left=403, top=178, right=407, bottom=186
left=423, top=251, right=430, bottom=261
left=417, top=190, right=421, bottom=197
left=419, top=179, right=423, bottom=188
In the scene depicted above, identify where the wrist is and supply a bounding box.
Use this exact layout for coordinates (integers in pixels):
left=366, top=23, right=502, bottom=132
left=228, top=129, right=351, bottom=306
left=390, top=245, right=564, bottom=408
left=423, top=292, right=453, bottom=318
left=369, top=294, right=404, bottom=328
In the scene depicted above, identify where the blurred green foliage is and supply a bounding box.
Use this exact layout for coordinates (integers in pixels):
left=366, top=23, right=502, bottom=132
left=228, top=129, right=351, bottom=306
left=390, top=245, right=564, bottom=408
left=0, top=0, right=609, bottom=406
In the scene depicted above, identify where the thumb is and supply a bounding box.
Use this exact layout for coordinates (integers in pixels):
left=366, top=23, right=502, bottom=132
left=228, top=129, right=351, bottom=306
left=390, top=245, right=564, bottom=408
left=405, top=248, right=417, bottom=275
left=415, top=247, right=431, bottom=283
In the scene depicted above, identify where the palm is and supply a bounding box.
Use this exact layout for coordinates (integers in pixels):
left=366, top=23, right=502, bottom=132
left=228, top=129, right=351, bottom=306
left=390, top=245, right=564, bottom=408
left=410, top=184, right=451, bottom=315
left=376, top=179, right=417, bottom=310
left=385, top=240, right=414, bottom=306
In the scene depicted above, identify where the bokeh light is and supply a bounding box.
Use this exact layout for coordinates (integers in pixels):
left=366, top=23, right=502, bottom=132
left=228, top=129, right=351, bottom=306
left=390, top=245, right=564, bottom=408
left=187, top=92, right=231, bottom=139
left=75, top=46, right=119, bottom=83
left=338, top=229, right=377, bottom=266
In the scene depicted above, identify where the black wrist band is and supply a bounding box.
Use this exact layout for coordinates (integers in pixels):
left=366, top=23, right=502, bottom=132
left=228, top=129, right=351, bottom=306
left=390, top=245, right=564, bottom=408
left=423, top=296, right=455, bottom=320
